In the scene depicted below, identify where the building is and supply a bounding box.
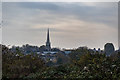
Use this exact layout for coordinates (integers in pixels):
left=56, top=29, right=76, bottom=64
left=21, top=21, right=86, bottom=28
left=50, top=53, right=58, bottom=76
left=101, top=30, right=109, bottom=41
left=46, top=28, right=51, bottom=51
left=104, top=43, right=115, bottom=56
left=43, top=28, right=58, bottom=54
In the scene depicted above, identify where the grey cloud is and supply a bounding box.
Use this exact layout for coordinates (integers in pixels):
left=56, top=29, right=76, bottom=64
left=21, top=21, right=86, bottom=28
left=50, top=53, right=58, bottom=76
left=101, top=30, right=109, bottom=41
left=2, top=2, right=118, bottom=49
left=18, top=2, right=60, bottom=10
left=3, top=2, right=117, bottom=28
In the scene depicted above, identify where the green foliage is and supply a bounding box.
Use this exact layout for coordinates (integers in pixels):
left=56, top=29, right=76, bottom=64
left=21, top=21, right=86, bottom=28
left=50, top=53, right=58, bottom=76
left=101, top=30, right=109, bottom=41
left=2, top=45, right=45, bottom=79
left=69, top=47, right=89, bottom=61
left=2, top=45, right=120, bottom=79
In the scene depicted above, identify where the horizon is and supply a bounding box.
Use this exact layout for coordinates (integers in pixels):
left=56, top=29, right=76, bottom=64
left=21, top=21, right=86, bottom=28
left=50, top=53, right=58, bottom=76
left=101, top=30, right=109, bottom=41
left=3, top=41, right=118, bottom=51
left=2, top=2, right=118, bottom=50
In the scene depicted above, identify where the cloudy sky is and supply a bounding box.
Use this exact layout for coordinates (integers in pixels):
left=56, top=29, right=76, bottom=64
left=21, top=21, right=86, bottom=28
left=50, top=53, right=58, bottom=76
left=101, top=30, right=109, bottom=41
left=2, top=2, right=118, bottom=49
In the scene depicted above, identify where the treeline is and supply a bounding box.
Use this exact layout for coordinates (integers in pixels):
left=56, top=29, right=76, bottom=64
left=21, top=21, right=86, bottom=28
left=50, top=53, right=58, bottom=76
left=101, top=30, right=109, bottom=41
left=2, top=45, right=120, bottom=79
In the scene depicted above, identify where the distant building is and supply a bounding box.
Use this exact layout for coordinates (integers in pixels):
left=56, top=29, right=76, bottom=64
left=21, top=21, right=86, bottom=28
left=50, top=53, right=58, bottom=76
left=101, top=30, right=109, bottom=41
left=104, top=43, right=115, bottom=56
left=46, top=28, right=51, bottom=51
left=43, top=28, right=58, bottom=54
left=93, top=48, right=96, bottom=53
left=64, top=51, right=71, bottom=54
left=119, top=47, right=120, bottom=52
left=43, top=51, right=58, bottom=54
left=63, top=49, right=73, bottom=54
left=98, top=48, right=101, bottom=53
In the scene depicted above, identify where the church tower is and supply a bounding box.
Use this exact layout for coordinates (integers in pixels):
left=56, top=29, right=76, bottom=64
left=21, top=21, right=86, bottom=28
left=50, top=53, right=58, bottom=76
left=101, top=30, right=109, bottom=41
left=46, top=28, right=51, bottom=51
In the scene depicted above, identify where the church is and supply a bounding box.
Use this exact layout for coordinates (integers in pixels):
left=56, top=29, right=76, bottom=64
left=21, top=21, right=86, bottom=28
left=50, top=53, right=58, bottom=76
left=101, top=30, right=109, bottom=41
left=43, top=28, right=58, bottom=54
left=46, top=28, right=51, bottom=51
left=42, top=28, right=71, bottom=55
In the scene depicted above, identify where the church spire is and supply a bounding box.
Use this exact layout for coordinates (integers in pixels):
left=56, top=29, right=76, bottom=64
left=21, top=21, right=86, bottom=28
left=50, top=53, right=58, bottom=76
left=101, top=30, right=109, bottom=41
left=46, top=28, right=51, bottom=51
left=47, top=28, right=50, bottom=43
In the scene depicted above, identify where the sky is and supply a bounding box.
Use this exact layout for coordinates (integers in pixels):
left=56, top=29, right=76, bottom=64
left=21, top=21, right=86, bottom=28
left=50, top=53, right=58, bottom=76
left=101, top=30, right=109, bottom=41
left=2, top=0, right=119, bottom=2
left=2, top=2, right=118, bottom=50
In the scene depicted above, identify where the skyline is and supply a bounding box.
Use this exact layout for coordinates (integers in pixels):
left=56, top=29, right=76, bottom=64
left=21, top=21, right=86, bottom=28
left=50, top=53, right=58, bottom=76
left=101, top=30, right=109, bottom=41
left=2, top=2, right=118, bottom=49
